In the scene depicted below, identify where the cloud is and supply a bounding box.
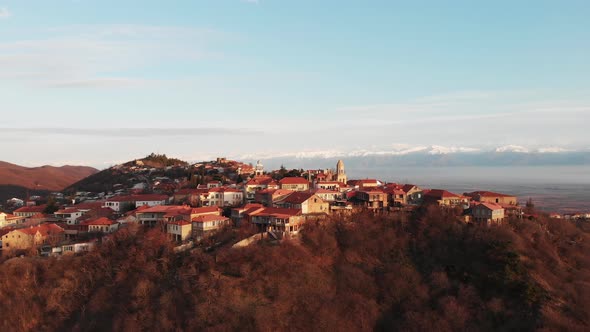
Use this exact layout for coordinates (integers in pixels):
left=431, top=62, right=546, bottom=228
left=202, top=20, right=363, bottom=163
left=45, top=78, right=154, bottom=89
left=0, top=8, right=11, bottom=19
left=334, top=90, right=590, bottom=127
left=0, top=24, right=227, bottom=87
left=0, top=127, right=263, bottom=137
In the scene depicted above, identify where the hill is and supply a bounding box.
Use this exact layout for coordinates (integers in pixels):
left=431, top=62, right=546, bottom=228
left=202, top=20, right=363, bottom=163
left=0, top=161, right=98, bottom=191
left=1, top=210, right=588, bottom=331
left=64, top=153, right=190, bottom=194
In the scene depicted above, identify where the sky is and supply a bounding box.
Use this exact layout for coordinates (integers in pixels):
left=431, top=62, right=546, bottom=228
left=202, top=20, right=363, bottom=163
left=0, top=0, right=589, bottom=169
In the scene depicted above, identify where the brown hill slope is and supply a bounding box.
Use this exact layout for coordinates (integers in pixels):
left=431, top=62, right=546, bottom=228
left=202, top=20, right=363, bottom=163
left=0, top=161, right=98, bottom=191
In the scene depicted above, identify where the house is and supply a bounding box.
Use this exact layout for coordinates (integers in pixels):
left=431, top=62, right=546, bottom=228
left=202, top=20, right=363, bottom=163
left=1, top=223, right=65, bottom=250
left=218, top=188, right=244, bottom=207
left=54, top=208, right=86, bottom=225
left=231, top=203, right=265, bottom=225
left=81, top=217, right=119, bottom=233
left=134, top=194, right=170, bottom=208
left=355, top=190, right=389, bottom=209
left=192, top=215, right=231, bottom=240
left=315, top=181, right=343, bottom=191
left=207, top=181, right=222, bottom=189
left=136, top=205, right=193, bottom=226
left=0, top=213, right=25, bottom=228
left=401, top=184, right=423, bottom=205
left=279, top=177, right=310, bottom=192
left=135, top=205, right=221, bottom=227
left=244, top=177, right=279, bottom=201
left=198, top=187, right=244, bottom=207
left=102, top=194, right=170, bottom=212
left=348, top=179, right=382, bottom=190
left=167, top=221, right=192, bottom=242
left=310, top=188, right=342, bottom=202
left=471, top=203, right=505, bottom=225
left=423, top=189, right=469, bottom=208
left=173, top=188, right=201, bottom=205
left=274, top=192, right=330, bottom=214
left=389, top=189, right=406, bottom=207
left=190, top=206, right=223, bottom=217
left=13, top=205, right=47, bottom=218
left=249, top=208, right=304, bottom=234
left=254, top=189, right=294, bottom=206
left=61, top=241, right=96, bottom=255
left=103, top=196, right=136, bottom=212
left=464, top=191, right=518, bottom=206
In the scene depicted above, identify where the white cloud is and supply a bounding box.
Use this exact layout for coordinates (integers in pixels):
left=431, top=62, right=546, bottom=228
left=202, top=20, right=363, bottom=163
left=45, top=77, right=153, bottom=89
left=0, top=127, right=262, bottom=137
left=0, top=24, right=226, bottom=87
left=0, top=8, right=11, bottom=19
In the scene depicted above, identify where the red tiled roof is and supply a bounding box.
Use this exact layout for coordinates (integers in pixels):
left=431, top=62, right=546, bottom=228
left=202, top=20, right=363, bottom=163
left=250, top=207, right=302, bottom=217
left=401, top=184, right=418, bottom=193
left=81, top=217, right=118, bottom=226
left=475, top=202, right=504, bottom=211
left=17, top=223, right=64, bottom=236
left=14, top=205, right=46, bottom=213
left=73, top=202, right=105, bottom=210
left=55, top=208, right=83, bottom=214
left=424, top=189, right=461, bottom=199
left=191, top=206, right=221, bottom=215
left=279, top=177, right=309, bottom=185
left=0, top=228, right=13, bottom=237
left=279, top=192, right=317, bottom=204
left=246, top=177, right=276, bottom=186
left=465, top=191, right=515, bottom=198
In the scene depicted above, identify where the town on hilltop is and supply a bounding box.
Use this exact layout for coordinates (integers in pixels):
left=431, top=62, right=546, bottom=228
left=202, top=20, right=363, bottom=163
left=1, top=155, right=587, bottom=256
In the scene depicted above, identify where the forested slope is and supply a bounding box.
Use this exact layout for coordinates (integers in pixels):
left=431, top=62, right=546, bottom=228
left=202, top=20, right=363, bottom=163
left=0, top=209, right=588, bottom=331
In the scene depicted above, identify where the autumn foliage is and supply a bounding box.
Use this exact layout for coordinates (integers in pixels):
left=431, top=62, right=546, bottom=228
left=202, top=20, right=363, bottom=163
left=0, top=209, right=589, bottom=331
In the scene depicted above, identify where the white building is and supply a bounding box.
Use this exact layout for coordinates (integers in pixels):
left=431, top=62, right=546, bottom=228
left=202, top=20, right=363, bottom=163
left=54, top=208, right=86, bottom=225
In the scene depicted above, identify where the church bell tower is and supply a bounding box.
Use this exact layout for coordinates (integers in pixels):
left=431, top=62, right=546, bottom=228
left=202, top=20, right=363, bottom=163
left=336, top=159, right=347, bottom=184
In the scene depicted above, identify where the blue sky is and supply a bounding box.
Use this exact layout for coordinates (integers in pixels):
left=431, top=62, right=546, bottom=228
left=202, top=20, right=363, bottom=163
left=0, top=0, right=589, bottom=168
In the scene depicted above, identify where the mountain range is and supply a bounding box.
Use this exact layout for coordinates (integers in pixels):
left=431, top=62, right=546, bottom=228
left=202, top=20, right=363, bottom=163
left=0, top=161, right=98, bottom=203
left=239, top=146, right=590, bottom=170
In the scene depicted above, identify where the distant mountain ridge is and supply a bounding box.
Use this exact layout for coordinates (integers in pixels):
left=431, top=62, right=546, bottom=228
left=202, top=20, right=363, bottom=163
left=0, top=161, right=98, bottom=192
left=240, top=148, right=590, bottom=170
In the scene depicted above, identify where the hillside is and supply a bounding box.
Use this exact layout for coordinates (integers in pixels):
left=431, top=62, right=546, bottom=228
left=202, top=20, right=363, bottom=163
left=1, top=210, right=588, bottom=331
left=64, top=154, right=190, bottom=194
left=0, top=161, right=97, bottom=191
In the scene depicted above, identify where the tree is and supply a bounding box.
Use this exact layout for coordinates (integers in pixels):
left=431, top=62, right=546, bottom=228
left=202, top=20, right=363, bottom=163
left=43, top=198, right=59, bottom=214
left=525, top=198, right=535, bottom=214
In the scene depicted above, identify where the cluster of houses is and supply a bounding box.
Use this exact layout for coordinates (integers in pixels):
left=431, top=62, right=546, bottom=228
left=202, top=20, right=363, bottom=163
left=0, top=158, right=546, bottom=256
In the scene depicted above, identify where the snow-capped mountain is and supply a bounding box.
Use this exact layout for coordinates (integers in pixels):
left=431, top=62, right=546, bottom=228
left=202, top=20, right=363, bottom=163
left=235, top=145, right=589, bottom=169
